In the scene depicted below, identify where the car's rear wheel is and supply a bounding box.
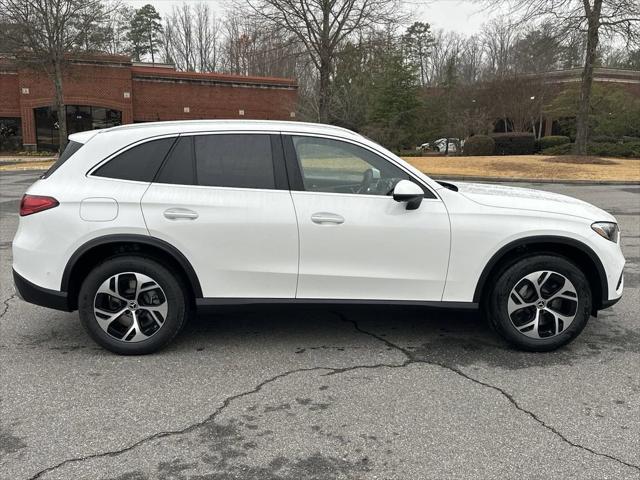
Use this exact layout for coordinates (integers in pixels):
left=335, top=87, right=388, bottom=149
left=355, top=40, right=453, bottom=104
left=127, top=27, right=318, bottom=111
left=485, top=254, right=592, bottom=351
left=78, top=256, right=188, bottom=355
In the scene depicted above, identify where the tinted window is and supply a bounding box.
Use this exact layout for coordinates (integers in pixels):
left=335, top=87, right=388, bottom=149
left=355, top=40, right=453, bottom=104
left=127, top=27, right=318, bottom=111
left=43, top=141, right=83, bottom=178
left=292, top=136, right=411, bottom=196
left=194, top=134, right=275, bottom=189
left=93, top=138, right=175, bottom=182
left=155, top=137, right=195, bottom=185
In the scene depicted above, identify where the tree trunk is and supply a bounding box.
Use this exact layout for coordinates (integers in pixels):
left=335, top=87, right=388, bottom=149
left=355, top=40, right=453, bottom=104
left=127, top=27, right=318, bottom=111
left=149, top=29, right=155, bottom=64
left=318, top=56, right=331, bottom=123
left=574, top=0, right=602, bottom=155
left=53, top=60, right=67, bottom=152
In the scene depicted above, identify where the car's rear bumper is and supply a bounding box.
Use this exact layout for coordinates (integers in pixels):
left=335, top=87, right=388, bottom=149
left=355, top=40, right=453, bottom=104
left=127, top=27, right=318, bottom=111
left=13, top=269, right=71, bottom=312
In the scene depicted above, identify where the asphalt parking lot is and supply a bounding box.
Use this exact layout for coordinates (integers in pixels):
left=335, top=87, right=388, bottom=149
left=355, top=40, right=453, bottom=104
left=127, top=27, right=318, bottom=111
left=1, top=170, right=639, bottom=480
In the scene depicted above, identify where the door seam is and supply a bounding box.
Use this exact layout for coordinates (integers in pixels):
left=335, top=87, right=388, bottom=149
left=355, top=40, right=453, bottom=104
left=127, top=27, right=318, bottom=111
left=289, top=190, right=301, bottom=298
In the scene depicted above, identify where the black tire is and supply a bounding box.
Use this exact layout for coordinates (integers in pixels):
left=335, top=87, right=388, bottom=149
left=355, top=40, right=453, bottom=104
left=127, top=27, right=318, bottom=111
left=78, top=256, right=189, bottom=355
left=484, top=254, right=592, bottom=352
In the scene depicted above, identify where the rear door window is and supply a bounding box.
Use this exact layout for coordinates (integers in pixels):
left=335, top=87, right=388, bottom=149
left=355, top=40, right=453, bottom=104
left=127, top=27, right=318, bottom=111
left=155, top=137, right=195, bottom=185
left=93, top=137, right=176, bottom=182
left=194, top=134, right=275, bottom=189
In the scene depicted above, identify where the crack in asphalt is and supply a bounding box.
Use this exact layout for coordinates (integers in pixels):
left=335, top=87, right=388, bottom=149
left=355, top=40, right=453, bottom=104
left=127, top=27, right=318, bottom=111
left=27, top=361, right=409, bottom=480
left=27, top=366, right=329, bottom=479
left=26, top=311, right=640, bottom=479
left=336, top=313, right=640, bottom=474
left=0, top=293, right=16, bottom=321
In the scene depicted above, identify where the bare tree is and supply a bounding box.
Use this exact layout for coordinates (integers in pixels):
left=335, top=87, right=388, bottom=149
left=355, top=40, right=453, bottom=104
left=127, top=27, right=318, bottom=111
left=458, top=34, right=484, bottom=84
left=0, top=0, right=108, bottom=150
left=104, top=4, right=134, bottom=55
left=246, top=0, right=402, bottom=122
left=194, top=3, right=220, bottom=72
left=167, top=4, right=197, bottom=70
left=426, top=30, right=464, bottom=86
left=478, top=0, right=640, bottom=154
left=481, top=17, right=517, bottom=78
left=160, top=17, right=175, bottom=64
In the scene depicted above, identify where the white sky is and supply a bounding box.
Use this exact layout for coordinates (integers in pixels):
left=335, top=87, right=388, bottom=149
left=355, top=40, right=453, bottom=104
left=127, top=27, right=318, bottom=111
left=122, top=0, right=499, bottom=35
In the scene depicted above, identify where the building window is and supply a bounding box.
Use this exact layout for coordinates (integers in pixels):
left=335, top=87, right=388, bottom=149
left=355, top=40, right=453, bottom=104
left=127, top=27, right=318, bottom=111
left=34, top=105, right=122, bottom=151
left=0, top=118, right=22, bottom=152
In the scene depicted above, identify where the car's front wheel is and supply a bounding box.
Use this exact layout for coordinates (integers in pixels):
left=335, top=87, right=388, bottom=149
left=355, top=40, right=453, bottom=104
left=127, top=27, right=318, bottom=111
left=485, top=254, right=592, bottom=351
left=78, top=256, right=189, bottom=355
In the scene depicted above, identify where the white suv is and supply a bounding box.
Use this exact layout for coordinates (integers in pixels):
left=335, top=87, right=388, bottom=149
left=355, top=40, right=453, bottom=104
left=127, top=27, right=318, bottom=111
left=12, top=121, right=624, bottom=354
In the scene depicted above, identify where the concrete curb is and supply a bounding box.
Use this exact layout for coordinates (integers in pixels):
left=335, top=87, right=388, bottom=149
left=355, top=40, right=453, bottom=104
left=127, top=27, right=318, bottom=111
left=432, top=175, right=640, bottom=186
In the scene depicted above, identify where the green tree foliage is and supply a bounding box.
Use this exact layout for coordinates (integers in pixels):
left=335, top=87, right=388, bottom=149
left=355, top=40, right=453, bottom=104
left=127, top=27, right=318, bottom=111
left=548, top=84, right=640, bottom=140
left=128, top=4, right=163, bottom=63
left=403, top=22, right=434, bottom=86
left=330, top=34, right=420, bottom=150
left=511, top=24, right=559, bottom=74
left=366, top=51, right=419, bottom=150
left=330, top=42, right=371, bottom=131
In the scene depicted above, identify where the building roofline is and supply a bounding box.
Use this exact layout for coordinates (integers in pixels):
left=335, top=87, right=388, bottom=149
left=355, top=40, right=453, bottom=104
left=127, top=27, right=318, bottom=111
left=0, top=53, right=298, bottom=87
left=131, top=66, right=297, bottom=87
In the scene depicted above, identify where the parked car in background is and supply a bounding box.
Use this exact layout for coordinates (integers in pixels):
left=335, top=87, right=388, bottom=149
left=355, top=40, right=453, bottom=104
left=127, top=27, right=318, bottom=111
left=13, top=120, right=624, bottom=355
left=418, top=138, right=463, bottom=153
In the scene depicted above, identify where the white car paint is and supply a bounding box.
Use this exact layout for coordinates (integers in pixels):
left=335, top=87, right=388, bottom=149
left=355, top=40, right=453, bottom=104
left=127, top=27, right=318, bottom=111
left=291, top=190, right=450, bottom=301
left=141, top=182, right=299, bottom=298
left=12, top=120, right=624, bottom=311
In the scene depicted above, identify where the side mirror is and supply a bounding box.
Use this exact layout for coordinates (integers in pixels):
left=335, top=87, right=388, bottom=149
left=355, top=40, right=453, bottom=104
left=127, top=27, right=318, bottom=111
left=392, top=180, right=424, bottom=210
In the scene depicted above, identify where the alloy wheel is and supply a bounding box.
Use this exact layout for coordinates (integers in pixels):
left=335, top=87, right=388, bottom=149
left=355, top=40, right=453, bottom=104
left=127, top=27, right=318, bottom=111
left=93, top=272, right=168, bottom=343
left=507, top=270, right=579, bottom=339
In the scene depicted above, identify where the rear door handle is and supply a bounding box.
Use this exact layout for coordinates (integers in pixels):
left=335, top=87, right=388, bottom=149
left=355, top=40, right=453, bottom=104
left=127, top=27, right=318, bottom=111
left=164, top=208, right=199, bottom=220
left=311, top=212, right=344, bottom=225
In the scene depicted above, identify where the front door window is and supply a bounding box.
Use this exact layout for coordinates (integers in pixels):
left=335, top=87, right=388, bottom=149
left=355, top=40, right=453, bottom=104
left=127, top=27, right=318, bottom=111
left=292, top=136, right=411, bottom=196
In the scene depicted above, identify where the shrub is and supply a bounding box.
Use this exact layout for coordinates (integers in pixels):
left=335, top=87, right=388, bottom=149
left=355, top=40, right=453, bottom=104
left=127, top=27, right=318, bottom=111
left=491, top=132, right=536, bottom=155
left=588, top=142, right=640, bottom=158
left=538, top=136, right=571, bottom=150
left=541, top=143, right=572, bottom=155
left=591, top=135, right=618, bottom=143
left=463, top=135, right=495, bottom=156
left=398, top=150, right=430, bottom=157
left=542, top=142, right=640, bottom=158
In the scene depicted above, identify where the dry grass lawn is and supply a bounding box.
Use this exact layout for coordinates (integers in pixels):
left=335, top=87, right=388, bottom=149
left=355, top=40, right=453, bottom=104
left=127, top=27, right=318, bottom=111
left=0, top=160, right=54, bottom=171
left=404, top=155, right=640, bottom=182
left=1, top=154, right=638, bottom=182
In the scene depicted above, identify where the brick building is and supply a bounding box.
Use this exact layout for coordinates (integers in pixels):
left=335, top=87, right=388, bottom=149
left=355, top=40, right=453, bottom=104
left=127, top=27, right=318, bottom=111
left=0, top=54, right=298, bottom=151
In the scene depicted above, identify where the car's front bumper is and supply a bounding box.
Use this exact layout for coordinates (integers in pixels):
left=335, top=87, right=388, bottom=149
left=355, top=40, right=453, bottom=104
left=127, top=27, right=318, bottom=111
left=13, top=269, right=71, bottom=312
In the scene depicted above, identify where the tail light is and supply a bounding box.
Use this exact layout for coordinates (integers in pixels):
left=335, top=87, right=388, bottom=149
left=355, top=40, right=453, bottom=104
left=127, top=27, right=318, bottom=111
left=19, top=195, right=59, bottom=216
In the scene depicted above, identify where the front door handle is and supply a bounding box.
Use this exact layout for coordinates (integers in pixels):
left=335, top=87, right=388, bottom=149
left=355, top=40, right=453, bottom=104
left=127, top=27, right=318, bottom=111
left=311, top=212, right=344, bottom=225
left=164, top=208, right=199, bottom=220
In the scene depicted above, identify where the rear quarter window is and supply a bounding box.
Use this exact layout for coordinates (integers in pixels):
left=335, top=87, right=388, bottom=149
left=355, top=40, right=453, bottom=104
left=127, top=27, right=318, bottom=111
left=42, top=141, right=84, bottom=179
left=92, top=137, right=176, bottom=182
